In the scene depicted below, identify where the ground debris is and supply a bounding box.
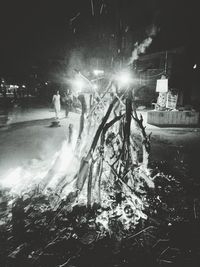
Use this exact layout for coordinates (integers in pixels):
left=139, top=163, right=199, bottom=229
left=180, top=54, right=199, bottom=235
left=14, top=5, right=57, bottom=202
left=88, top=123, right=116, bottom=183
left=0, top=160, right=200, bottom=267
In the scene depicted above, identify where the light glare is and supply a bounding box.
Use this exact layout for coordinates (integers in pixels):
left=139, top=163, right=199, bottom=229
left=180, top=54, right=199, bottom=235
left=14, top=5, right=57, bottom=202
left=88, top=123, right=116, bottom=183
left=93, top=83, right=98, bottom=90
left=116, top=71, right=133, bottom=86
left=71, top=77, right=85, bottom=92
left=93, top=69, right=104, bottom=76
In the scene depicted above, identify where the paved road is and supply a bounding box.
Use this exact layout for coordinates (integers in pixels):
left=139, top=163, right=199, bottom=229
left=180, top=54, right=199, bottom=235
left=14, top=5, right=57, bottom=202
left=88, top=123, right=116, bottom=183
left=0, top=108, right=200, bottom=182
left=0, top=110, right=80, bottom=180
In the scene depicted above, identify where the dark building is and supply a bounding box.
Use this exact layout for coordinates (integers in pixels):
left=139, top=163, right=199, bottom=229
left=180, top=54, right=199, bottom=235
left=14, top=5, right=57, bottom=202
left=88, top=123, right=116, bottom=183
left=133, top=47, right=191, bottom=108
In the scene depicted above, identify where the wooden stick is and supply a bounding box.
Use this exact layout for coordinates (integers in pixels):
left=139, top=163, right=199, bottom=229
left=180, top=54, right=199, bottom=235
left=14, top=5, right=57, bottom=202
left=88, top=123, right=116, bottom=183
left=75, top=97, right=118, bottom=191
left=127, top=226, right=156, bottom=239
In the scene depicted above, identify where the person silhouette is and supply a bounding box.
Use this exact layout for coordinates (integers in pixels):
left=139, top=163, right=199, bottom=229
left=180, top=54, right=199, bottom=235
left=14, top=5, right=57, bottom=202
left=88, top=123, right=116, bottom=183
left=52, top=90, right=61, bottom=119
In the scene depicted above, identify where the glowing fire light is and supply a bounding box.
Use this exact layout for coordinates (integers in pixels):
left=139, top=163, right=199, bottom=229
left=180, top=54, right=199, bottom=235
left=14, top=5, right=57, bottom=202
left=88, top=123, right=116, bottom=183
left=71, top=76, right=85, bottom=92
left=0, top=82, right=154, bottom=233
left=92, top=83, right=98, bottom=90
left=93, top=69, right=104, bottom=76
left=0, top=134, right=79, bottom=196
left=115, top=70, right=134, bottom=87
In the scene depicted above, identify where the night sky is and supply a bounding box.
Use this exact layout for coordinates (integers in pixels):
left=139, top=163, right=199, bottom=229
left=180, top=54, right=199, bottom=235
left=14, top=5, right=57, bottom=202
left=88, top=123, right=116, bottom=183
left=0, top=0, right=199, bottom=83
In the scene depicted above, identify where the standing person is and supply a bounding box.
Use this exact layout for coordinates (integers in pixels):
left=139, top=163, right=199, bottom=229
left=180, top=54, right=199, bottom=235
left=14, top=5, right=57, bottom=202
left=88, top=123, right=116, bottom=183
left=77, top=93, right=87, bottom=139
left=63, top=93, right=72, bottom=118
left=52, top=90, right=61, bottom=119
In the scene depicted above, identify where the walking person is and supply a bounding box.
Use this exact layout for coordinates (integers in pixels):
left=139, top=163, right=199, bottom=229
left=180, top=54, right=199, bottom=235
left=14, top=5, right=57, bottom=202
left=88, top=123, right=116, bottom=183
left=52, top=90, right=61, bottom=119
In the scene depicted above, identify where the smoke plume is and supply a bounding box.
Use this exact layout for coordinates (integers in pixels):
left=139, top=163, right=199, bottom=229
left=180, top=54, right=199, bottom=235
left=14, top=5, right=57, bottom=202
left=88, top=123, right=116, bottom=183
left=128, top=25, right=158, bottom=65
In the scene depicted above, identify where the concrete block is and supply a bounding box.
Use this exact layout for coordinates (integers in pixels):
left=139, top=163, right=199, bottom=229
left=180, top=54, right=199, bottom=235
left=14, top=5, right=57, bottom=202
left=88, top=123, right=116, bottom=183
left=147, top=111, right=199, bottom=126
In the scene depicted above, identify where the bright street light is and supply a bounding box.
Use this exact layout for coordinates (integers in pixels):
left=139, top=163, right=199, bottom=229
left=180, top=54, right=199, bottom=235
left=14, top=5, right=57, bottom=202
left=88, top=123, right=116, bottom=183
left=115, top=70, right=134, bottom=87
left=93, top=69, right=104, bottom=76
left=73, top=79, right=85, bottom=91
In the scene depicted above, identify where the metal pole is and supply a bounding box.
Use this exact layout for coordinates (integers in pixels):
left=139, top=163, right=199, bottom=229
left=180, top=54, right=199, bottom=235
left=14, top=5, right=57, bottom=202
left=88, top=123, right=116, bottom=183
left=164, top=51, right=168, bottom=75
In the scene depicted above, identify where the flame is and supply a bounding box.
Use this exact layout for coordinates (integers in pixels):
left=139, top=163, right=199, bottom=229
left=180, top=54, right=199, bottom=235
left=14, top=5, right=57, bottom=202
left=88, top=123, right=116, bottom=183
left=0, top=132, right=79, bottom=197
left=0, top=95, right=154, bottom=233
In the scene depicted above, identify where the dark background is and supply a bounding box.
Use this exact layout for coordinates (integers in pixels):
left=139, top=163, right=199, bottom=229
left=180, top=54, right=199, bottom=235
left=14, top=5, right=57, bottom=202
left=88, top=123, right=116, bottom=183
left=0, top=0, right=199, bottom=84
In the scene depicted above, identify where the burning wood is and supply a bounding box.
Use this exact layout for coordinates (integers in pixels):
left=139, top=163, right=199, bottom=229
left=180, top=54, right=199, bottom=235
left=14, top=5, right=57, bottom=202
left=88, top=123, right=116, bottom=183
left=0, top=76, right=155, bottom=233
left=0, top=152, right=200, bottom=266
left=1, top=72, right=199, bottom=267
left=49, top=80, right=156, bottom=233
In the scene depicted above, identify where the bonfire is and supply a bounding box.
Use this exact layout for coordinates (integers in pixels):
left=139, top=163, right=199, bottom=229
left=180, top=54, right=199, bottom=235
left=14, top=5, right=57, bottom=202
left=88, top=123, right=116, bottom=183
left=1, top=72, right=199, bottom=267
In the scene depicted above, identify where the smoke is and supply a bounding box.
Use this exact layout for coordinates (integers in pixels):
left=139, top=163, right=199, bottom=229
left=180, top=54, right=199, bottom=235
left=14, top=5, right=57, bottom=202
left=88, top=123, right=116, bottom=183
left=66, top=49, right=87, bottom=78
left=128, top=25, right=158, bottom=65
left=128, top=37, right=153, bottom=65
